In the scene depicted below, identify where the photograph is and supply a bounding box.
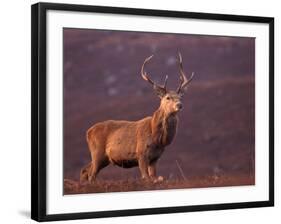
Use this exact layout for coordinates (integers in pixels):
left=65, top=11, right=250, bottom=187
left=63, top=28, right=255, bottom=195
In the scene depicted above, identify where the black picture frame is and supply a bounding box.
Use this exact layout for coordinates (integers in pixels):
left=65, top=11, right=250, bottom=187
left=31, top=2, right=274, bottom=222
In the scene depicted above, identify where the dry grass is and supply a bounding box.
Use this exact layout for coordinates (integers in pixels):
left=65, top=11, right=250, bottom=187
left=64, top=174, right=254, bottom=195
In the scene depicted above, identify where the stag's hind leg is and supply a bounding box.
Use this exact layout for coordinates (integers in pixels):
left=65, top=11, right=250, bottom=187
left=87, top=128, right=110, bottom=183
left=80, top=162, right=91, bottom=183
left=88, top=162, right=98, bottom=183
left=88, top=158, right=109, bottom=183
left=88, top=146, right=109, bottom=183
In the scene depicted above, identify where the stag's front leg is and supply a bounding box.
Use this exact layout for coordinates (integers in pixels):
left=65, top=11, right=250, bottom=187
left=148, top=163, right=156, bottom=178
left=148, top=163, right=164, bottom=182
left=138, top=157, right=149, bottom=180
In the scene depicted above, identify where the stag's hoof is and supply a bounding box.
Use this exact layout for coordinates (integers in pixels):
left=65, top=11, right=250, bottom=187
left=88, top=176, right=95, bottom=184
left=158, top=176, right=164, bottom=182
left=141, top=176, right=150, bottom=183
left=153, top=176, right=164, bottom=183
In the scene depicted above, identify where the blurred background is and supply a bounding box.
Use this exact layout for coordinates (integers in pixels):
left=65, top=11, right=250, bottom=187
left=63, top=28, right=255, bottom=186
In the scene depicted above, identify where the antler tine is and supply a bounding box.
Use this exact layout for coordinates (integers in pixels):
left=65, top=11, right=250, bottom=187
left=184, top=72, right=194, bottom=87
left=177, top=52, right=194, bottom=93
left=141, top=55, right=155, bottom=86
left=163, top=75, right=168, bottom=89
left=141, top=55, right=168, bottom=91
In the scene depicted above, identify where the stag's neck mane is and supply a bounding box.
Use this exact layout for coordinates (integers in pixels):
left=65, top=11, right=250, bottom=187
left=151, top=108, right=178, bottom=147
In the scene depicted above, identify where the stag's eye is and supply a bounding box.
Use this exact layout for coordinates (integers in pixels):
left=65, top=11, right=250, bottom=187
left=166, top=96, right=170, bottom=100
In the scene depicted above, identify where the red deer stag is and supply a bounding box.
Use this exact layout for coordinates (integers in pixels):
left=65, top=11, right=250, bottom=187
left=80, top=53, right=194, bottom=183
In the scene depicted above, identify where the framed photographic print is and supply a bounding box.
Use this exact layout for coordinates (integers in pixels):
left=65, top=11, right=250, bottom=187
left=31, top=2, right=274, bottom=222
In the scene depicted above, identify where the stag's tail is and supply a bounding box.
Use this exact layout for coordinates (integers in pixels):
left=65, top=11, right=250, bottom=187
left=79, top=162, right=92, bottom=183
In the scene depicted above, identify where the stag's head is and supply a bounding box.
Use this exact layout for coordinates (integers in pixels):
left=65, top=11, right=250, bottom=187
left=141, top=53, right=194, bottom=116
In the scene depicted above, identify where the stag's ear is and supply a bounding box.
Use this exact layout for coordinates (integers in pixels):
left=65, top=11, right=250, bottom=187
left=153, top=85, right=166, bottom=98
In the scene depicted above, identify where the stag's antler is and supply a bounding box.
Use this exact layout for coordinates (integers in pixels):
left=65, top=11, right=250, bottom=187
left=176, top=52, right=194, bottom=93
left=141, top=55, right=168, bottom=92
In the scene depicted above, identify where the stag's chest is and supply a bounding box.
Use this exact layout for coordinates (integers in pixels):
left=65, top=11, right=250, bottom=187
left=155, top=115, right=178, bottom=146
left=164, top=116, right=178, bottom=144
